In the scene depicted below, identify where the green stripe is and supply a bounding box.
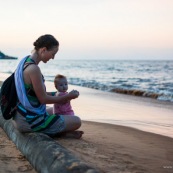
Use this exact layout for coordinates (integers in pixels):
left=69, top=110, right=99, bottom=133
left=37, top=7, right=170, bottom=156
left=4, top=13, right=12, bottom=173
left=27, top=95, right=39, bottom=102
left=26, top=57, right=34, bottom=63
left=24, top=83, right=32, bottom=88
left=32, top=115, right=56, bottom=132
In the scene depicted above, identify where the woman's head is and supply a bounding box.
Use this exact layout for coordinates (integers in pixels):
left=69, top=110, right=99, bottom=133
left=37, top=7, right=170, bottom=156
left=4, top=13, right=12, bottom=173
left=33, top=34, right=59, bottom=51
left=33, top=34, right=59, bottom=63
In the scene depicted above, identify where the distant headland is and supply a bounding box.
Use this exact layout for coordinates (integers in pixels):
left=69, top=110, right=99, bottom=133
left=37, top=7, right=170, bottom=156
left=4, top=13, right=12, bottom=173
left=0, top=51, right=18, bottom=59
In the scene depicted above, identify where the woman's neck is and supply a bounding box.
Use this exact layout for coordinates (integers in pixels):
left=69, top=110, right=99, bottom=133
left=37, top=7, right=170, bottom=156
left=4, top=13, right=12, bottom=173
left=30, top=51, right=40, bottom=65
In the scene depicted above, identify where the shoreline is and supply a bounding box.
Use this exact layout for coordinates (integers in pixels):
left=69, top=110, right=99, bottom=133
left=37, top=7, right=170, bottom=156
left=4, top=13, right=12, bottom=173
left=0, top=72, right=173, bottom=138
left=1, top=71, right=173, bottom=104
left=44, top=80, right=173, bottom=139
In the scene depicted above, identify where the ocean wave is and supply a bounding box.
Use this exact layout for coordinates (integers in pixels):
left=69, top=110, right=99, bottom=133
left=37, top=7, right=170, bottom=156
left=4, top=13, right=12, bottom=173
left=64, top=78, right=173, bottom=102
left=67, top=79, right=173, bottom=102
left=110, top=88, right=173, bottom=102
left=1, top=59, right=173, bottom=103
left=158, top=95, right=173, bottom=102
left=110, top=88, right=160, bottom=99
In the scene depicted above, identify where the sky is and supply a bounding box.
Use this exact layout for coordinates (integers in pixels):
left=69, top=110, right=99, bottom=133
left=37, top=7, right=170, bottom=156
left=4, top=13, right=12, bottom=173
left=0, top=0, right=173, bottom=60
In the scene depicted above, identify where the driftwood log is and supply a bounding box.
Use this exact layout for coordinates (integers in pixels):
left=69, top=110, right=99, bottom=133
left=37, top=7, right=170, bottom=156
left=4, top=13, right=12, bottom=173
left=0, top=110, right=99, bottom=173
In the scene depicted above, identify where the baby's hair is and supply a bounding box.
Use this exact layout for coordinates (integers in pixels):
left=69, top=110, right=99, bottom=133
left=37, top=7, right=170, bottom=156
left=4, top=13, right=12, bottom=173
left=33, top=34, right=59, bottom=51
left=54, top=74, right=67, bottom=88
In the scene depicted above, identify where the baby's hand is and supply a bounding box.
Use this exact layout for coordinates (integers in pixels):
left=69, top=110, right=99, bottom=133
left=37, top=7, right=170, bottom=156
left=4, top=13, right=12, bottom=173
left=68, top=90, right=79, bottom=99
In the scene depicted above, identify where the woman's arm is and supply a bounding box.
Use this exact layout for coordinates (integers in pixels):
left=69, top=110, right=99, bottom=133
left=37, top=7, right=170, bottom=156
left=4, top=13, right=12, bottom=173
left=25, top=65, right=79, bottom=104
left=47, top=91, right=56, bottom=96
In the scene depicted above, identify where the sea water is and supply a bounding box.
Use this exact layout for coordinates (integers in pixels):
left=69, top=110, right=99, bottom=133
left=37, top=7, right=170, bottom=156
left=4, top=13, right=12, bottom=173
left=0, top=58, right=173, bottom=102
left=0, top=58, right=173, bottom=138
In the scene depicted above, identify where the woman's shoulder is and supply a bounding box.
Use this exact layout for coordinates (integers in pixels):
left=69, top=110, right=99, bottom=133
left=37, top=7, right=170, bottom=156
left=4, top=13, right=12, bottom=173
left=23, top=62, right=42, bottom=82
left=24, top=62, right=40, bottom=73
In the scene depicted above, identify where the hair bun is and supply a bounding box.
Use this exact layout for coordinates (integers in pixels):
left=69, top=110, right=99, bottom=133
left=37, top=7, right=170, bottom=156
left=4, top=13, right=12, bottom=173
left=33, top=41, right=37, bottom=47
left=33, top=34, right=59, bottom=51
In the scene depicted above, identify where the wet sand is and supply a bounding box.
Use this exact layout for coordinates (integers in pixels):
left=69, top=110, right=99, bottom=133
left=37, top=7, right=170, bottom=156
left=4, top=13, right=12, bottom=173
left=45, top=80, right=173, bottom=138
left=57, top=121, right=173, bottom=173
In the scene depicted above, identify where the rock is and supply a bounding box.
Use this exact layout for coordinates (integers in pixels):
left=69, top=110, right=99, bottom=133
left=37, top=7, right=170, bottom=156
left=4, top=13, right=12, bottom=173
left=0, top=51, right=18, bottom=59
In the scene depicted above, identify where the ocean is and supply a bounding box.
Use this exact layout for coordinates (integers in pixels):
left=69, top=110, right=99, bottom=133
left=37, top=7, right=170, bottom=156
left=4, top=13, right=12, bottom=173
left=0, top=58, right=173, bottom=103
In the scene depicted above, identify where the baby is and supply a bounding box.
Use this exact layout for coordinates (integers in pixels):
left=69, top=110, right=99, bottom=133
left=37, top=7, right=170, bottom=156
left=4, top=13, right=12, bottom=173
left=53, top=74, right=75, bottom=115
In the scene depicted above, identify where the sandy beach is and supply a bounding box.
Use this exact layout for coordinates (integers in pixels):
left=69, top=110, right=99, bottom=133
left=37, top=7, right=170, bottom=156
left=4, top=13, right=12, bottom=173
left=57, top=121, right=173, bottom=173
left=0, top=121, right=173, bottom=173
left=0, top=72, right=173, bottom=173
left=0, top=127, right=36, bottom=173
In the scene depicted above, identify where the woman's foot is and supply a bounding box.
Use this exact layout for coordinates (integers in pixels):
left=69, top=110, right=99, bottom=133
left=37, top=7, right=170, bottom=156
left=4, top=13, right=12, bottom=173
left=54, top=130, right=84, bottom=139
left=65, top=130, right=84, bottom=139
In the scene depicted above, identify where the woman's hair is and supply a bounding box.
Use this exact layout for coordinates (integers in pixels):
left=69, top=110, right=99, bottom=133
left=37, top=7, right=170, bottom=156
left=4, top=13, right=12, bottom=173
left=33, top=34, right=59, bottom=51
left=54, top=74, right=67, bottom=88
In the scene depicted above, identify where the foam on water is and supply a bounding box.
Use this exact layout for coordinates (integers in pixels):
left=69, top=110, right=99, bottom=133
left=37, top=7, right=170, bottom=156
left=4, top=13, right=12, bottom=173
left=1, top=59, right=173, bottom=102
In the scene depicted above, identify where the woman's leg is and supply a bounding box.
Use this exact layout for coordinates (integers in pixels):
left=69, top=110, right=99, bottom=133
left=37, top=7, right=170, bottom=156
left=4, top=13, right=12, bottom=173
left=46, top=107, right=82, bottom=132
left=60, top=115, right=84, bottom=138
left=62, top=115, right=81, bottom=132
left=46, top=107, right=84, bottom=138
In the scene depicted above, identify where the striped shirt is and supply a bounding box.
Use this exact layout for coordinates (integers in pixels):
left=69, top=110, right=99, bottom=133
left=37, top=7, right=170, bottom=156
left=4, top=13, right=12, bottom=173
left=17, top=57, right=65, bottom=134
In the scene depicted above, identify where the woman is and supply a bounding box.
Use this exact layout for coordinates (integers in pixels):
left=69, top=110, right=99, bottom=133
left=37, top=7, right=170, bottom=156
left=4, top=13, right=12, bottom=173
left=13, top=34, right=83, bottom=138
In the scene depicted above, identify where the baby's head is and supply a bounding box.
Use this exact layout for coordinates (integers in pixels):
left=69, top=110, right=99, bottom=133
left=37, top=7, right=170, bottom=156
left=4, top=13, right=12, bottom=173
left=54, top=74, right=68, bottom=93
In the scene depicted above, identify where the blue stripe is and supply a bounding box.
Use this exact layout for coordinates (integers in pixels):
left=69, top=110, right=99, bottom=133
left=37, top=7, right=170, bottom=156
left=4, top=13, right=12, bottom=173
left=26, top=115, right=37, bottom=118
left=18, top=105, right=27, bottom=113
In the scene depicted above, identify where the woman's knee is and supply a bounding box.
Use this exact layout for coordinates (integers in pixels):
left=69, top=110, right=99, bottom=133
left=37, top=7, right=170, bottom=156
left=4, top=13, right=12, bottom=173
left=74, top=116, right=82, bottom=127
left=63, top=115, right=82, bottom=131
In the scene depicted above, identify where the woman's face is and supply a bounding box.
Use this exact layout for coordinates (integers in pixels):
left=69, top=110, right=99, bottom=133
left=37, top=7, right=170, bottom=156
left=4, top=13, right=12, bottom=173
left=41, top=46, right=59, bottom=63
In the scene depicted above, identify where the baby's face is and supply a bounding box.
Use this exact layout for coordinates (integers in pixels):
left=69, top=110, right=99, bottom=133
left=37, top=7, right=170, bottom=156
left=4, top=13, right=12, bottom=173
left=56, top=78, right=68, bottom=92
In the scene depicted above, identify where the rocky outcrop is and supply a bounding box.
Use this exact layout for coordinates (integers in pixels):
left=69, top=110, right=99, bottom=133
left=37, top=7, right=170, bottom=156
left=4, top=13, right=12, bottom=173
left=0, top=51, right=18, bottom=59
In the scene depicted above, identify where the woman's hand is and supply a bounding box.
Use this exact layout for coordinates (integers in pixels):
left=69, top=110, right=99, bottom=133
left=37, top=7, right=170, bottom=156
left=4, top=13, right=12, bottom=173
left=68, top=90, right=79, bottom=99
